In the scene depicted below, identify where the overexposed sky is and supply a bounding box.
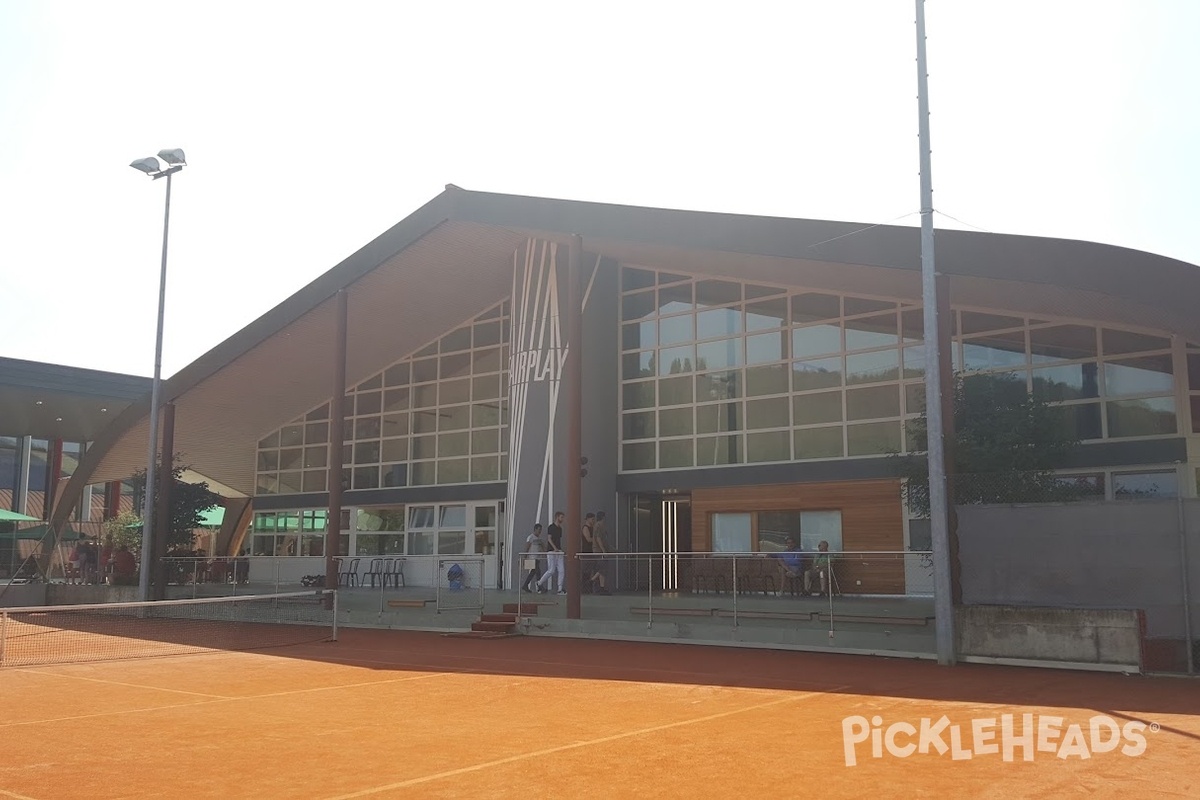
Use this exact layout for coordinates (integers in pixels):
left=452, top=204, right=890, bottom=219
left=1, top=1, right=1197, bottom=378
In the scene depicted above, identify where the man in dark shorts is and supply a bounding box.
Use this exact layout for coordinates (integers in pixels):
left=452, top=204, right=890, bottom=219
left=537, top=511, right=566, bottom=594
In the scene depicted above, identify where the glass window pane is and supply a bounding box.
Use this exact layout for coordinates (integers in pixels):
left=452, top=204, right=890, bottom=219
left=697, top=338, right=743, bottom=370
left=440, top=505, right=467, bottom=527
left=712, top=513, right=752, bottom=552
left=623, top=351, right=655, bottom=380
left=1114, top=470, right=1179, bottom=498
left=440, top=353, right=471, bottom=380
left=474, top=320, right=502, bottom=348
left=697, top=402, right=743, bottom=434
left=306, top=404, right=330, bottom=421
left=1102, top=329, right=1170, bottom=356
left=413, top=384, right=437, bottom=409
left=440, top=379, right=470, bottom=406
left=963, top=331, right=1026, bottom=371
left=471, top=403, right=501, bottom=427
left=697, top=307, right=742, bottom=339
left=792, top=324, right=842, bottom=358
left=746, top=397, right=789, bottom=429
left=623, top=411, right=656, bottom=440
left=353, top=466, right=379, bottom=490
left=845, top=313, right=898, bottom=351
left=1106, top=397, right=1177, bottom=437
left=412, top=358, right=438, bottom=384
left=623, top=442, right=656, bottom=470
left=1189, top=353, right=1200, bottom=392
left=441, top=405, right=471, bottom=432
left=622, top=290, right=656, bottom=320
left=384, top=363, right=410, bottom=387
left=438, top=459, right=469, bottom=484
left=746, top=297, right=788, bottom=331
left=304, top=422, right=329, bottom=445
left=623, top=266, right=656, bottom=291
left=794, top=426, right=843, bottom=459
left=791, top=293, right=840, bottom=325
left=846, top=421, right=902, bottom=456
left=1104, top=355, right=1173, bottom=397
left=439, top=432, right=470, bottom=458
left=354, top=441, right=379, bottom=465
left=412, top=435, right=436, bottom=460
left=258, top=432, right=279, bottom=449
left=441, top=327, right=472, bottom=353
left=623, top=320, right=656, bottom=350
left=1193, top=396, right=1200, bottom=434
left=696, top=370, right=742, bottom=401
left=746, top=364, right=789, bottom=396
left=1032, top=363, right=1100, bottom=401
left=658, top=314, right=694, bottom=345
left=847, top=385, right=901, bottom=420
left=905, top=384, right=926, bottom=415
left=794, top=391, right=842, bottom=425
left=658, top=407, right=693, bottom=437
left=792, top=357, right=843, bottom=392
left=696, top=435, right=743, bottom=466
left=382, top=438, right=408, bottom=462
left=470, top=457, right=499, bottom=482
left=302, top=471, right=326, bottom=492
left=901, top=309, right=924, bottom=345
left=1030, top=325, right=1098, bottom=363
left=471, top=375, right=499, bottom=401
left=258, top=450, right=279, bottom=471
left=659, top=345, right=695, bottom=375
left=846, top=350, right=900, bottom=384
left=902, top=346, right=925, bottom=378
left=1051, top=402, right=1102, bottom=441
left=960, top=311, right=1023, bottom=335
left=747, top=432, right=790, bottom=463
left=355, top=392, right=381, bottom=416
left=473, top=347, right=502, bottom=374
left=383, top=388, right=410, bottom=413
left=659, top=439, right=694, bottom=469
left=844, top=297, right=895, bottom=316
left=280, top=425, right=303, bottom=448
left=745, top=283, right=784, bottom=300
left=695, top=279, right=741, bottom=308
left=470, top=429, right=499, bottom=454
left=657, top=283, right=693, bottom=315
left=412, top=411, right=438, bottom=434
left=747, top=332, right=788, bottom=365
left=658, top=376, right=693, bottom=406
left=279, top=448, right=303, bottom=471
left=623, top=381, right=655, bottom=410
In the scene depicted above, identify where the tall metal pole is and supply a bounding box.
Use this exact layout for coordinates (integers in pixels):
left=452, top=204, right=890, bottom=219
left=916, top=0, right=955, bottom=665
left=138, top=170, right=172, bottom=602
left=325, top=289, right=349, bottom=601
left=1177, top=490, right=1194, bottom=675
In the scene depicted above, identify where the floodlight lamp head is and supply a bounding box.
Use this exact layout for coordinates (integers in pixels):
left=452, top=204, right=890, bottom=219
left=130, top=157, right=161, bottom=175
left=157, top=148, right=186, bottom=166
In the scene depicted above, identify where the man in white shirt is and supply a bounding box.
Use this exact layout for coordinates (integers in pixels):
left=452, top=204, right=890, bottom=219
left=520, top=523, right=547, bottom=593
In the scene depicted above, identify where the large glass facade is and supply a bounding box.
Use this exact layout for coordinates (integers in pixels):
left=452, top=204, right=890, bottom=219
left=255, top=302, right=510, bottom=494
left=619, top=266, right=1186, bottom=472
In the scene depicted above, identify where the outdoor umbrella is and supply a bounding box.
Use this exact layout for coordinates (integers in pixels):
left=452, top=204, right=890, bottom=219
left=0, top=509, right=40, bottom=522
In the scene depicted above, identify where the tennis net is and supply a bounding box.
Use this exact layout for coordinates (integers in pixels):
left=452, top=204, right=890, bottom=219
left=0, top=590, right=337, bottom=667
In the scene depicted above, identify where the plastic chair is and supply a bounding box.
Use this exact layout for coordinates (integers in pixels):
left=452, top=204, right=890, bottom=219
left=338, top=557, right=361, bottom=587
left=387, top=557, right=406, bottom=588
left=364, top=558, right=385, bottom=587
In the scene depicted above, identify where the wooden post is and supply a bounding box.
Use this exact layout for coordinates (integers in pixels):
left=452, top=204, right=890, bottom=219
left=325, top=290, right=349, bottom=601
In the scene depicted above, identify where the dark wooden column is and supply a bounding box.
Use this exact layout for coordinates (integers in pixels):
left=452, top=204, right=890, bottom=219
left=153, top=402, right=176, bottom=600
left=565, top=235, right=583, bottom=619
left=325, top=290, right=349, bottom=598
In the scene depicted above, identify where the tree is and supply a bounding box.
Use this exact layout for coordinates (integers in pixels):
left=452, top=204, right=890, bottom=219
left=897, top=371, right=1084, bottom=516
left=130, top=458, right=223, bottom=554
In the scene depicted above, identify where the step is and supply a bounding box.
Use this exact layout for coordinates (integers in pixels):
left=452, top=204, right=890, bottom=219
left=443, top=630, right=518, bottom=639
left=814, top=613, right=932, bottom=626
left=501, top=603, right=539, bottom=615
left=480, top=613, right=519, bottom=624
left=629, top=607, right=717, bottom=618
left=387, top=599, right=431, bottom=608
left=472, top=620, right=516, bottom=633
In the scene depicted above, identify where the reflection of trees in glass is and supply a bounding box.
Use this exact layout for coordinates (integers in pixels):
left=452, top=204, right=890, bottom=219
left=896, top=371, right=1084, bottom=514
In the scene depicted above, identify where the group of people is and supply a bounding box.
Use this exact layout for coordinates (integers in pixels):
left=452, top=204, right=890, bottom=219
left=67, top=537, right=137, bottom=585
left=520, top=510, right=611, bottom=595
left=776, top=537, right=834, bottom=596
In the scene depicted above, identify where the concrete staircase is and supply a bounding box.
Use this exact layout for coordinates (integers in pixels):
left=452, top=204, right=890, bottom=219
left=445, top=604, right=538, bottom=639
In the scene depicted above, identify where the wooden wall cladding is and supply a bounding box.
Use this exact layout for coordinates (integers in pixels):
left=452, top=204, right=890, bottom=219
left=691, top=478, right=906, bottom=594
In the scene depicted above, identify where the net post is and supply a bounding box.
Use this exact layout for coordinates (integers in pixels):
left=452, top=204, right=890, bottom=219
left=331, top=589, right=339, bottom=642
left=732, top=556, right=738, bottom=628
left=1, top=610, right=7, bottom=667
left=647, top=554, right=653, bottom=630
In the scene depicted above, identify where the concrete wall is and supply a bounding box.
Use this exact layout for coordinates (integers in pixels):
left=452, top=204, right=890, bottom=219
left=956, top=605, right=1141, bottom=667
left=0, top=582, right=46, bottom=607
left=957, top=499, right=1200, bottom=639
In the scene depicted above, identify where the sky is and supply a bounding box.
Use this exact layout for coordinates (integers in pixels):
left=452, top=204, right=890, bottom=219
left=1, top=1, right=1197, bottom=379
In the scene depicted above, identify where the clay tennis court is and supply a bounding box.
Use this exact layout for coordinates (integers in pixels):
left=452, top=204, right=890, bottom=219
left=1, top=627, right=1197, bottom=799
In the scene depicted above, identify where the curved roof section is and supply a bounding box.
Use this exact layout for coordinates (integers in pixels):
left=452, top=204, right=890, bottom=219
left=52, top=187, right=1200, bottom=525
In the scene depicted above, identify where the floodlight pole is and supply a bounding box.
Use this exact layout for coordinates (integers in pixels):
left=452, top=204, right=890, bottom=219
left=138, top=169, right=175, bottom=602
left=916, top=0, right=955, bottom=665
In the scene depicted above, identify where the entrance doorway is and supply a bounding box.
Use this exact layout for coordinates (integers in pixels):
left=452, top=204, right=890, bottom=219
left=625, top=493, right=691, bottom=591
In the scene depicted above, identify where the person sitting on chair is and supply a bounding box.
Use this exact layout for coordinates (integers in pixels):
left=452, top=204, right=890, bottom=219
left=775, top=537, right=805, bottom=592
left=804, top=540, right=832, bottom=596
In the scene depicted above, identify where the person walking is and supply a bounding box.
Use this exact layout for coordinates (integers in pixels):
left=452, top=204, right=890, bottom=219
left=587, top=511, right=611, bottom=595
left=520, top=523, right=547, bottom=593
left=537, top=511, right=566, bottom=594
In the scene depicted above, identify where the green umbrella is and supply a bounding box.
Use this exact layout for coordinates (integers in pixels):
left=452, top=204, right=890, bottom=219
left=0, top=509, right=40, bottom=522
left=0, top=523, right=87, bottom=541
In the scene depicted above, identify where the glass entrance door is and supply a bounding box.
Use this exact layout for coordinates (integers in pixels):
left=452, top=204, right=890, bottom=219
left=626, top=493, right=691, bottom=591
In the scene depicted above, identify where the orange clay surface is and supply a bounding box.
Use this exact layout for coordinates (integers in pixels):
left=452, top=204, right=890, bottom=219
left=0, top=628, right=1197, bottom=799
